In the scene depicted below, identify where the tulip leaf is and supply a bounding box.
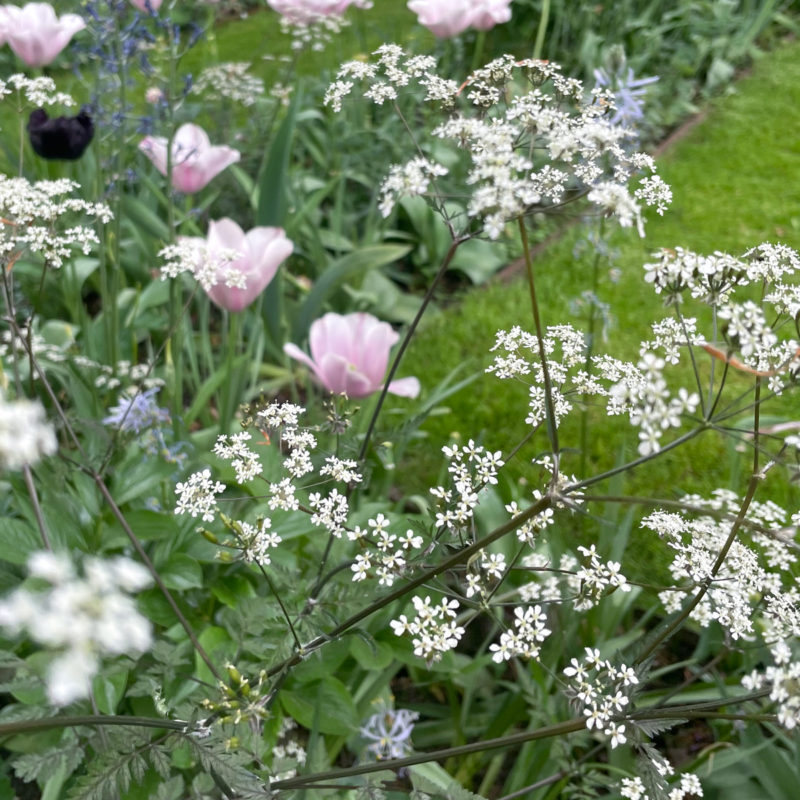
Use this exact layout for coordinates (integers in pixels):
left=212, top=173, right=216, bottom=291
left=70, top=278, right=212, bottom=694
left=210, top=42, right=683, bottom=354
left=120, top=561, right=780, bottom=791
left=293, top=244, right=411, bottom=341
left=256, top=82, right=303, bottom=227
left=120, top=194, right=170, bottom=243
left=183, top=353, right=250, bottom=426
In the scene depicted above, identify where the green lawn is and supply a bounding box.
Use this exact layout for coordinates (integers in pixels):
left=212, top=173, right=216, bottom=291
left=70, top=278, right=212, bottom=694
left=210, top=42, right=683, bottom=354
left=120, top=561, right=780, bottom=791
left=399, top=38, right=800, bottom=531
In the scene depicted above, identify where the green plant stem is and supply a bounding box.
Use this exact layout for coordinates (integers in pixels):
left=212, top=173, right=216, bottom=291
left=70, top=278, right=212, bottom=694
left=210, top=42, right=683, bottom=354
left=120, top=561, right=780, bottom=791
left=567, top=424, right=707, bottom=494
left=495, top=743, right=605, bottom=800
left=266, top=491, right=553, bottom=678
left=21, top=464, right=51, bottom=550
left=357, top=235, right=468, bottom=462
left=92, top=477, right=223, bottom=683
left=533, top=0, right=551, bottom=61
left=579, top=222, right=604, bottom=479
left=519, top=217, right=560, bottom=470
left=218, top=310, right=240, bottom=434
left=0, top=715, right=190, bottom=739
left=272, top=693, right=773, bottom=789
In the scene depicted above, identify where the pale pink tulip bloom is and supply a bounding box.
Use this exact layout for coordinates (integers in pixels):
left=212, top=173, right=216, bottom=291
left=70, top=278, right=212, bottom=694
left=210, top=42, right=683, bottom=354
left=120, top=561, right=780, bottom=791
left=129, top=0, right=163, bottom=12
left=138, top=123, right=240, bottom=194
left=267, top=0, right=370, bottom=23
left=407, top=0, right=512, bottom=37
left=284, top=312, right=420, bottom=399
left=0, top=3, right=85, bottom=67
left=202, top=218, right=292, bottom=312
left=471, top=0, right=513, bottom=30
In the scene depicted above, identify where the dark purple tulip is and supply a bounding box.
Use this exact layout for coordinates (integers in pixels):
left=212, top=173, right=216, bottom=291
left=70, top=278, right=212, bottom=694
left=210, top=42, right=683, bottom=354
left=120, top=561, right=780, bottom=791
left=27, top=108, right=94, bottom=160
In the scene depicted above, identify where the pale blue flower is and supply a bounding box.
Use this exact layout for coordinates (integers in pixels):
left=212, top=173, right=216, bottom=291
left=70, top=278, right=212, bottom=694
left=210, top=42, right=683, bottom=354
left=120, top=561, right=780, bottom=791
left=360, top=707, right=419, bottom=760
left=103, top=387, right=169, bottom=434
left=594, top=66, right=659, bottom=128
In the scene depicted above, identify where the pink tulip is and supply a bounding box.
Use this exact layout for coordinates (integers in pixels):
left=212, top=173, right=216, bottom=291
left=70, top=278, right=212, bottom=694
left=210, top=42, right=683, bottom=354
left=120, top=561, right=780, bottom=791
left=200, top=218, right=292, bottom=312
left=471, top=0, right=513, bottom=30
left=267, top=0, right=370, bottom=23
left=407, top=0, right=512, bottom=37
left=0, top=3, right=85, bottom=67
left=284, top=312, right=420, bottom=399
left=129, top=0, right=163, bottom=12
left=138, top=123, right=240, bottom=194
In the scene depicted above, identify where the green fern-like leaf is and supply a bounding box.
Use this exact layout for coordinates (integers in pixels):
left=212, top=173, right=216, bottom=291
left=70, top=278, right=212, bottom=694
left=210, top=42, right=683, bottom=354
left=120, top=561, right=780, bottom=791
left=179, top=732, right=265, bottom=796
left=65, top=729, right=156, bottom=800
left=12, top=738, right=84, bottom=784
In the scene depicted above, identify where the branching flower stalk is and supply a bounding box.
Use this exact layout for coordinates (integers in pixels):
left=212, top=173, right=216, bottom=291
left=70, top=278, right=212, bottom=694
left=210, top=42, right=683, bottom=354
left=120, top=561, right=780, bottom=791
left=519, top=217, right=560, bottom=477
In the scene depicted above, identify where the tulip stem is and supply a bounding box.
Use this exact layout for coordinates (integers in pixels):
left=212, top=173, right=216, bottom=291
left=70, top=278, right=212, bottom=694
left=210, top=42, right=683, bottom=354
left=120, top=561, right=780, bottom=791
left=219, top=310, right=241, bottom=435
left=357, top=235, right=468, bottom=462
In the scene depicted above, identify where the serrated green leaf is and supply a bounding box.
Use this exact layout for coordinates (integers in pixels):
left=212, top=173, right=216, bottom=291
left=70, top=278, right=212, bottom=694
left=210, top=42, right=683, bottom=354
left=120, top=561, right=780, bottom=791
left=92, top=669, right=129, bottom=715
left=409, top=762, right=489, bottom=800
left=350, top=633, right=394, bottom=670
left=0, top=516, right=42, bottom=565
left=280, top=676, right=359, bottom=735
left=157, top=554, right=203, bottom=591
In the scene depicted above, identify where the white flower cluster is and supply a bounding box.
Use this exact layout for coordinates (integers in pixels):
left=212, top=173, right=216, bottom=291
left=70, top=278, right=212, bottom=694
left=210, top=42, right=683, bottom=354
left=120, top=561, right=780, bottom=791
left=325, top=45, right=455, bottom=112
left=563, top=648, right=638, bottom=749
left=645, top=243, right=800, bottom=306
left=158, top=240, right=245, bottom=291
left=378, top=157, right=448, bottom=218
left=642, top=492, right=800, bottom=642
left=487, top=324, right=700, bottom=455
left=643, top=244, right=800, bottom=388
left=505, top=496, right=554, bottom=544
left=0, top=551, right=152, bottom=706
left=0, top=177, right=111, bottom=269
left=2, top=74, right=75, bottom=107
left=349, top=512, right=423, bottom=587
left=175, top=468, right=226, bottom=521
left=489, top=604, right=551, bottom=663
left=258, top=401, right=317, bottom=479
left=430, top=439, right=504, bottom=533
left=238, top=519, right=282, bottom=566
left=192, top=62, right=264, bottom=107
left=277, top=4, right=364, bottom=52
left=620, top=771, right=703, bottom=800
left=518, top=551, right=580, bottom=603
left=0, top=392, right=57, bottom=470
left=607, top=352, right=700, bottom=456
left=327, top=47, right=669, bottom=238
left=390, top=595, right=464, bottom=664
left=213, top=432, right=261, bottom=484
left=573, top=544, right=630, bottom=610
left=743, top=640, right=800, bottom=729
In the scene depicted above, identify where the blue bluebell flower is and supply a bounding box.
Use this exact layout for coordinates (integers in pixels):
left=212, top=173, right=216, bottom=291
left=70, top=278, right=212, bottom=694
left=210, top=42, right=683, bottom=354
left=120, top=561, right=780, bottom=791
left=103, top=387, right=169, bottom=434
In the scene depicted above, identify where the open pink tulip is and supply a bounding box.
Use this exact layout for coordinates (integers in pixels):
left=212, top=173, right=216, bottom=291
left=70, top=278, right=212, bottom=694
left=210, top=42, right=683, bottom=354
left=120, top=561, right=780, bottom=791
left=471, top=0, right=513, bottom=30
left=284, top=312, right=420, bottom=399
left=0, top=3, right=85, bottom=67
left=138, top=123, right=240, bottom=194
left=201, top=218, right=292, bottom=312
left=129, top=0, right=163, bottom=12
left=407, top=0, right=512, bottom=37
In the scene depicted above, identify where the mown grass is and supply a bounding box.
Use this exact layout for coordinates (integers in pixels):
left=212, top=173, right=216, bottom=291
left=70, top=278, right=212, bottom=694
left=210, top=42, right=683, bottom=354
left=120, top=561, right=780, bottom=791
left=399, top=38, right=800, bottom=572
